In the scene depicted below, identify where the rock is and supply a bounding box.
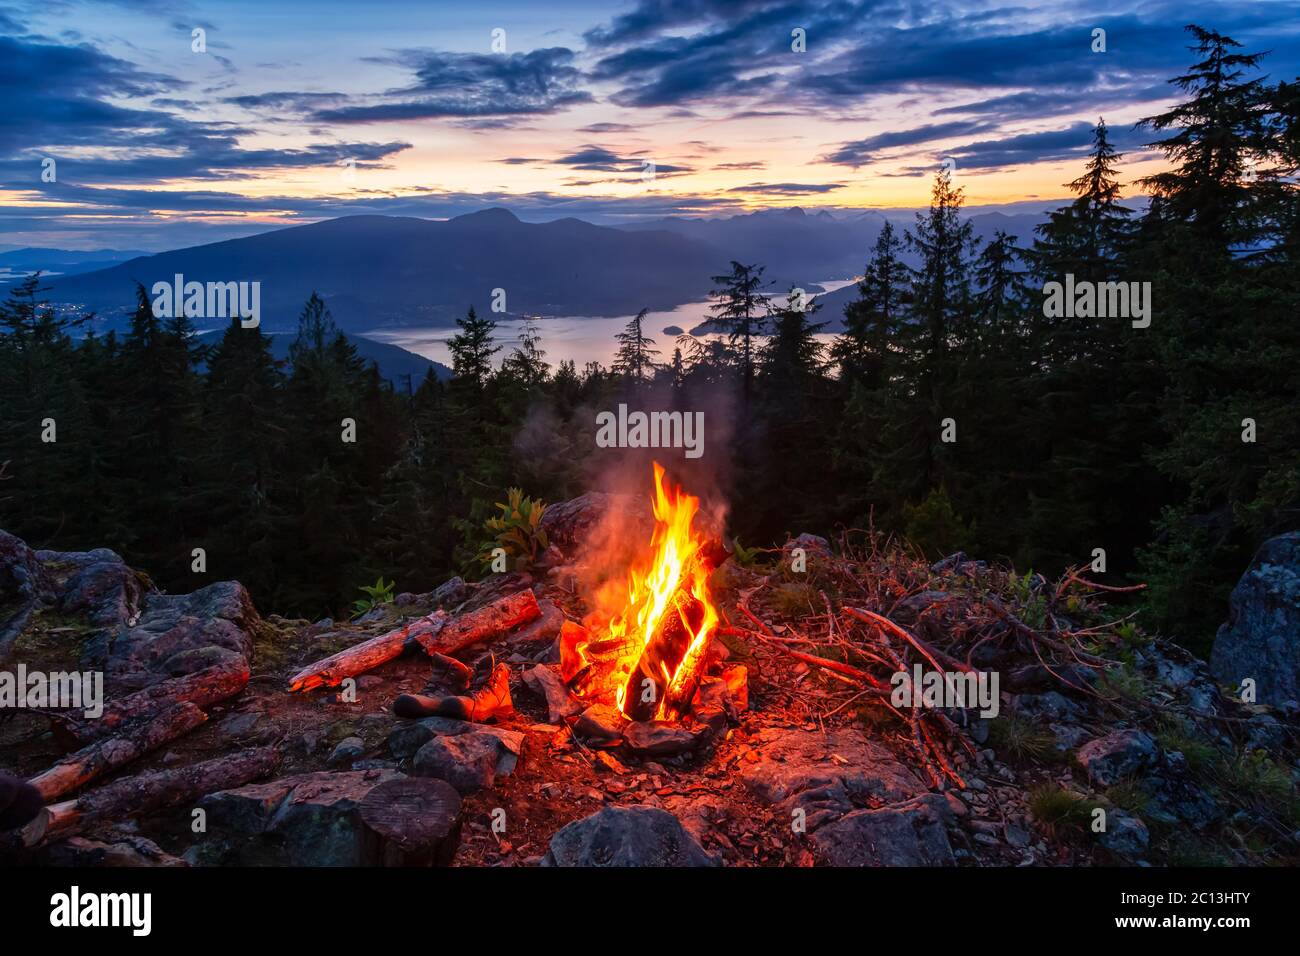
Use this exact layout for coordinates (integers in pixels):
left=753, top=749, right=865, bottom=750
left=1075, top=730, right=1159, bottom=786
left=811, top=794, right=955, bottom=866
left=931, top=551, right=987, bottom=576
left=542, top=806, right=715, bottom=867
left=96, top=580, right=260, bottom=690
left=740, top=727, right=929, bottom=831
left=411, top=728, right=523, bottom=794
left=41, top=835, right=187, bottom=867
left=1245, top=713, right=1285, bottom=752
left=1005, top=823, right=1032, bottom=847
left=1144, top=766, right=1223, bottom=830
left=521, top=664, right=582, bottom=722
left=200, top=769, right=404, bottom=865
left=1012, top=691, right=1082, bottom=722
left=1098, top=809, right=1149, bottom=859
left=35, top=546, right=145, bottom=637
left=215, top=711, right=264, bottom=742
left=623, top=721, right=698, bottom=757
left=387, top=716, right=475, bottom=758
left=575, top=703, right=628, bottom=745
left=1211, top=532, right=1300, bottom=706
left=329, top=736, right=366, bottom=767
left=891, top=591, right=963, bottom=644
left=0, top=530, right=48, bottom=652
left=783, top=533, right=831, bottom=555
left=1048, top=722, right=1091, bottom=752
left=538, top=492, right=653, bottom=562
left=431, top=576, right=469, bottom=609
left=1139, top=641, right=1219, bottom=713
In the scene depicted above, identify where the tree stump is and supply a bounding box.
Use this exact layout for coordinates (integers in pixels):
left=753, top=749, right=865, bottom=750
left=358, top=778, right=463, bottom=867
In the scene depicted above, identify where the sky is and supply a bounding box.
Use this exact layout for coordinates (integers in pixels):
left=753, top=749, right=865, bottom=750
left=2, top=0, right=1298, bottom=250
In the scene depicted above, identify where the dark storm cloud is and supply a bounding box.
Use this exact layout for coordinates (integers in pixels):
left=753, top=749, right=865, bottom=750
left=312, top=47, right=592, bottom=122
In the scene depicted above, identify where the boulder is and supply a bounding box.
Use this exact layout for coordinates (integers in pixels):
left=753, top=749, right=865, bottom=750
left=538, top=492, right=653, bottom=564
left=739, top=727, right=929, bottom=830
left=1098, top=809, right=1149, bottom=860
left=1075, top=730, right=1159, bottom=786
left=387, top=716, right=478, bottom=758
left=0, top=529, right=47, bottom=656
left=1211, top=532, right=1300, bottom=706
left=410, top=728, right=523, bottom=794
left=811, top=794, right=955, bottom=866
left=329, top=736, right=366, bottom=767
left=99, top=581, right=260, bottom=689
left=37, top=546, right=144, bottom=633
left=542, top=806, right=715, bottom=867
left=200, top=769, right=403, bottom=865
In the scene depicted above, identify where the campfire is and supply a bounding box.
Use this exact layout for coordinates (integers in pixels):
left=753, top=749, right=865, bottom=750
left=560, top=463, right=743, bottom=727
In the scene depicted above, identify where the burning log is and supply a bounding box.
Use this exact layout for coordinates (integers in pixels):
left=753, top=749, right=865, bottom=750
left=623, top=587, right=707, bottom=722
left=59, top=658, right=248, bottom=746
left=34, top=746, right=282, bottom=845
left=29, top=702, right=208, bottom=802
left=288, top=610, right=447, bottom=692
left=393, top=662, right=513, bottom=722
left=358, top=777, right=463, bottom=866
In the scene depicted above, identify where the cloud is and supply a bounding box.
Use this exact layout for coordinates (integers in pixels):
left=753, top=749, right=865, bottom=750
left=822, top=120, right=994, bottom=167
left=942, top=121, right=1155, bottom=171
left=727, top=182, right=845, bottom=195
left=312, top=47, right=592, bottom=122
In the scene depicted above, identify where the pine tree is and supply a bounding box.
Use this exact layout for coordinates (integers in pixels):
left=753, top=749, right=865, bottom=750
left=1139, top=25, right=1270, bottom=250
left=833, top=220, right=908, bottom=389
left=612, top=308, right=659, bottom=386
left=708, top=261, right=770, bottom=402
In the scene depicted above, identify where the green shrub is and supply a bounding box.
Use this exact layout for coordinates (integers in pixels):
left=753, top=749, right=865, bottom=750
left=477, top=488, right=548, bottom=573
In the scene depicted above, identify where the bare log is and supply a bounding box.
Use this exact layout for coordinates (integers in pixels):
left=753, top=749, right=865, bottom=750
left=288, top=611, right=447, bottom=692
left=358, top=777, right=462, bottom=866
left=40, top=745, right=282, bottom=843
left=414, top=590, right=540, bottom=657
left=393, top=662, right=513, bottom=721
left=30, top=702, right=209, bottom=802
left=62, top=658, right=249, bottom=745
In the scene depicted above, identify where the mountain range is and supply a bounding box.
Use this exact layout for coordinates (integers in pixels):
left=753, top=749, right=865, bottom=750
left=33, top=205, right=1058, bottom=339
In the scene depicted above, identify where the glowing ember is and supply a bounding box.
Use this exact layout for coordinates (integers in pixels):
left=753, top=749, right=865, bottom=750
left=564, top=462, right=720, bottom=721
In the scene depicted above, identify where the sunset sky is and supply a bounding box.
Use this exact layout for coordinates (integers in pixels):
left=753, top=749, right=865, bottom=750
left=3, top=0, right=1298, bottom=249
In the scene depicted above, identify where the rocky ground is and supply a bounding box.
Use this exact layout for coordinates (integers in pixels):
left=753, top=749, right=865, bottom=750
left=1, top=504, right=1298, bottom=867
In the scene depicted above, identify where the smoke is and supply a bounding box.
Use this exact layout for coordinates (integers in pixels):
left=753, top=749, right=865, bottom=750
left=507, top=371, right=745, bottom=624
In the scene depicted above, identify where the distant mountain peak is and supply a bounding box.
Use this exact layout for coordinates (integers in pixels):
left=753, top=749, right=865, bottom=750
left=455, top=207, right=520, bottom=225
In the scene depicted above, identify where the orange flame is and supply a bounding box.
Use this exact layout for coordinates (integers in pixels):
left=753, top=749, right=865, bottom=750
left=574, top=462, right=719, bottom=720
